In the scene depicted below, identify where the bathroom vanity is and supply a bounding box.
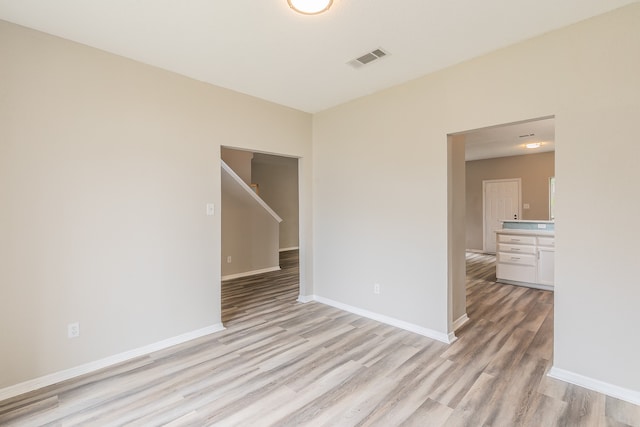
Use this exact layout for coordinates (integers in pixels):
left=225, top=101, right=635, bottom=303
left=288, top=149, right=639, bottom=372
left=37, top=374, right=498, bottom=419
left=495, top=220, right=554, bottom=291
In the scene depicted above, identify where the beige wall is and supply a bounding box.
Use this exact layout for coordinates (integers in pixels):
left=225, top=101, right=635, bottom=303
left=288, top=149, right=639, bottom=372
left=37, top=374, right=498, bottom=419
left=219, top=150, right=298, bottom=276
left=448, top=135, right=467, bottom=328
left=0, top=20, right=312, bottom=389
left=221, top=166, right=280, bottom=277
left=313, top=3, right=639, bottom=394
left=221, top=147, right=253, bottom=185
left=466, top=151, right=555, bottom=250
left=252, top=154, right=299, bottom=250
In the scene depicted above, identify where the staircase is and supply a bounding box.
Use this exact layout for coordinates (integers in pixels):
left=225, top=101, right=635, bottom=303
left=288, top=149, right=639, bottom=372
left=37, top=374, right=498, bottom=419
left=221, top=160, right=282, bottom=280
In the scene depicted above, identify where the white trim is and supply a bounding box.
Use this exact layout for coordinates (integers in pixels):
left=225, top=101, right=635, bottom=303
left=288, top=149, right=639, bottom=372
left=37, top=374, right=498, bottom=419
left=221, top=266, right=281, bottom=281
left=548, top=367, right=640, bottom=405
left=453, top=313, right=469, bottom=331
left=497, top=279, right=554, bottom=292
left=0, top=323, right=225, bottom=402
left=297, top=294, right=314, bottom=303
left=221, top=160, right=282, bottom=223
left=279, top=246, right=299, bottom=252
left=466, top=249, right=488, bottom=254
left=309, top=295, right=455, bottom=344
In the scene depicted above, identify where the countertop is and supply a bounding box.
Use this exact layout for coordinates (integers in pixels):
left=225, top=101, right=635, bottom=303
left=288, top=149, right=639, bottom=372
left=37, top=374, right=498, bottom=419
left=501, top=220, right=554, bottom=224
left=496, top=229, right=555, bottom=236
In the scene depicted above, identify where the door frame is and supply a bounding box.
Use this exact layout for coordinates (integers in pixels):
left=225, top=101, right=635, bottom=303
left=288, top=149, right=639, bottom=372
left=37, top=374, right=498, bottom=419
left=482, top=178, right=522, bottom=253
left=219, top=145, right=305, bottom=319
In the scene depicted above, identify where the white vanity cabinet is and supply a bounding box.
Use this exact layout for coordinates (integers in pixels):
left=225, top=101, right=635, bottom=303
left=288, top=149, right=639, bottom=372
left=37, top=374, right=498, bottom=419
left=496, top=230, right=555, bottom=290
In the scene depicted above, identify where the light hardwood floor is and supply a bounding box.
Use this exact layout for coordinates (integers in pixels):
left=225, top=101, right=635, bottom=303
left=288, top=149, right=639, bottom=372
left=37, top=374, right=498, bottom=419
left=1, top=250, right=638, bottom=426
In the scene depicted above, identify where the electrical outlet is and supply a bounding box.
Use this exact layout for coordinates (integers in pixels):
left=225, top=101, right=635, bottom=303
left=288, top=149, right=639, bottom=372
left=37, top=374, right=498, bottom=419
left=227, top=256, right=232, bottom=263
left=374, top=283, right=380, bottom=294
left=68, top=322, right=80, bottom=338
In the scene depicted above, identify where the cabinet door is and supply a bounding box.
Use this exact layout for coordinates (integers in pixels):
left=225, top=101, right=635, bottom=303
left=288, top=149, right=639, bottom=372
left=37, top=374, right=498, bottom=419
left=537, top=248, right=555, bottom=286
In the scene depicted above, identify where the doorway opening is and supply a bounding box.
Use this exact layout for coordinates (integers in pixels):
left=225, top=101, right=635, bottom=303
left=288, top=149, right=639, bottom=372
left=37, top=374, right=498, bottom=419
left=448, top=116, right=555, bottom=335
left=220, top=147, right=300, bottom=325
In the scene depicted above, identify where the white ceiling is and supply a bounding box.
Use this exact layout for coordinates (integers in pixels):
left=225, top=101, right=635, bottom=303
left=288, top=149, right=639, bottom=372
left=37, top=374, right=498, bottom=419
left=463, top=117, right=555, bottom=161
left=0, top=0, right=636, bottom=113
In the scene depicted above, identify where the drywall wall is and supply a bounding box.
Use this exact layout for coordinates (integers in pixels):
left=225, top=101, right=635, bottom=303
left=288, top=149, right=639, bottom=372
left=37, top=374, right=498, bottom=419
left=466, top=152, right=555, bottom=250
left=0, top=20, right=311, bottom=389
left=221, top=147, right=253, bottom=185
left=221, top=165, right=280, bottom=277
left=252, top=154, right=299, bottom=250
left=313, top=3, right=639, bottom=395
left=448, top=135, right=467, bottom=329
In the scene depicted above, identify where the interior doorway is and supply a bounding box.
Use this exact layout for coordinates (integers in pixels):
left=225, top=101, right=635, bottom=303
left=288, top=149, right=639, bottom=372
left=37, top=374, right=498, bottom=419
left=220, top=147, right=301, bottom=324
left=447, top=116, right=555, bottom=335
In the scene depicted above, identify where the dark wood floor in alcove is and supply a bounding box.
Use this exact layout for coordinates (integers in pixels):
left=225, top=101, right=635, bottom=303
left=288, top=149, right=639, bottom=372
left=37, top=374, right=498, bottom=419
left=1, top=250, right=638, bottom=426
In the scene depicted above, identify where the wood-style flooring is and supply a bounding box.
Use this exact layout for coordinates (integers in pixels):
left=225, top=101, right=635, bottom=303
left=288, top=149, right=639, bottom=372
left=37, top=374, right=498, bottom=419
left=1, top=250, right=638, bottom=426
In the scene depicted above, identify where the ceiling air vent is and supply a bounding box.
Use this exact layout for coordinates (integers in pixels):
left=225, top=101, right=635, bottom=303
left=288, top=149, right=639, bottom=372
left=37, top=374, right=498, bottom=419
left=348, top=48, right=390, bottom=69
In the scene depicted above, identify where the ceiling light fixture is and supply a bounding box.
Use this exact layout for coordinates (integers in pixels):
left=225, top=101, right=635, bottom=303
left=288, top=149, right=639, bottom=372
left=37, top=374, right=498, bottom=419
left=525, top=142, right=542, bottom=149
left=287, top=0, right=333, bottom=15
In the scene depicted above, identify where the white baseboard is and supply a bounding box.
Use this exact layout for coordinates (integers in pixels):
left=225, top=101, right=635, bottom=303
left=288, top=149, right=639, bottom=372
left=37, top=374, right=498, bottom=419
left=548, top=367, right=640, bottom=405
left=0, top=323, right=225, bottom=402
left=306, top=295, right=454, bottom=344
left=279, top=247, right=299, bottom=252
left=497, top=278, right=554, bottom=292
left=453, top=313, right=469, bottom=331
left=297, top=294, right=314, bottom=303
left=221, top=266, right=280, bottom=281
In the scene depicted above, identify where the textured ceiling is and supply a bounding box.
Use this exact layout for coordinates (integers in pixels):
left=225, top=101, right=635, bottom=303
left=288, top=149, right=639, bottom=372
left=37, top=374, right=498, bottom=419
left=0, top=0, right=636, bottom=113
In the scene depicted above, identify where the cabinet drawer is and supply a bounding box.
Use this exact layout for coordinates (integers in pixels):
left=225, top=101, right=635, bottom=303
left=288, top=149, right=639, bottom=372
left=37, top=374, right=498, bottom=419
left=498, top=243, right=536, bottom=255
left=498, top=234, right=536, bottom=245
left=537, top=237, right=555, bottom=247
left=497, top=263, right=537, bottom=283
left=498, top=252, right=536, bottom=266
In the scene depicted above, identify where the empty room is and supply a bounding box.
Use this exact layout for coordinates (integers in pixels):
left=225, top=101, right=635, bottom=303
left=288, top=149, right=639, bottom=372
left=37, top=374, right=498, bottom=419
left=1, top=0, right=639, bottom=425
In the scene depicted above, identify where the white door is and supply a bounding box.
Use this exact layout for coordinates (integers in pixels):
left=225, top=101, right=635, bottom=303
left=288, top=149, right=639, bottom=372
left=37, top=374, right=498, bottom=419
left=483, top=179, right=521, bottom=253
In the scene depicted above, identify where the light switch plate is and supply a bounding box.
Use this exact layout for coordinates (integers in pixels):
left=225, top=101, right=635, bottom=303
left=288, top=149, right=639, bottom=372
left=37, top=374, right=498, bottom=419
left=206, top=203, right=215, bottom=216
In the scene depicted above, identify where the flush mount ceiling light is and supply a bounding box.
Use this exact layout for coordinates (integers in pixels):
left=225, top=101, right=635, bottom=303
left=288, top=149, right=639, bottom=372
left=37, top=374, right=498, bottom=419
left=525, top=142, right=542, bottom=149
left=287, top=0, right=333, bottom=15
